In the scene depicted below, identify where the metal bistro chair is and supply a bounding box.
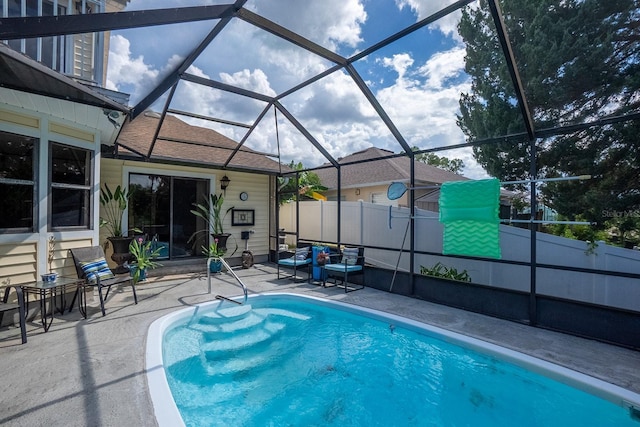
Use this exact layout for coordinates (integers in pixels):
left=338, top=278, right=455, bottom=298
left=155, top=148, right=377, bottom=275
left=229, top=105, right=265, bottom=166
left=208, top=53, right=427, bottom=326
left=323, top=247, right=365, bottom=293
left=277, top=246, right=312, bottom=282
left=0, top=284, right=27, bottom=344
left=69, top=246, right=138, bottom=317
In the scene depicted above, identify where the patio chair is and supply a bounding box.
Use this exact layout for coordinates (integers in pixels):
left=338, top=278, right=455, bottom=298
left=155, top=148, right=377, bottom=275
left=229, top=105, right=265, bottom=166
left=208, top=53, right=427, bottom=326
left=323, top=247, right=365, bottom=293
left=0, top=285, right=27, bottom=344
left=277, top=246, right=312, bottom=282
left=69, top=246, right=138, bottom=317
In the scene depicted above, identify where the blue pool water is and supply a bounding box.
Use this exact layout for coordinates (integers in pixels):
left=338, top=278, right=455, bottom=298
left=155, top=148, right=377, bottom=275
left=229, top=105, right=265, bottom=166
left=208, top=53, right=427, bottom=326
left=150, top=294, right=640, bottom=427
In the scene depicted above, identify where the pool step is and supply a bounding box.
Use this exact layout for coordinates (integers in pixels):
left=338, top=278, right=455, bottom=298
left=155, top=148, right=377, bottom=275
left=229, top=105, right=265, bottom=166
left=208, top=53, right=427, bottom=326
left=204, top=336, right=301, bottom=378
left=201, top=321, right=287, bottom=356
left=196, top=304, right=253, bottom=325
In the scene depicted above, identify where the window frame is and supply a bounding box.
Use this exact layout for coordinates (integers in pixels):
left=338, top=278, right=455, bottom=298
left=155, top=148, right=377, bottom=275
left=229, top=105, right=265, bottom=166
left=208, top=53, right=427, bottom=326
left=48, top=141, right=92, bottom=231
left=0, top=131, right=37, bottom=234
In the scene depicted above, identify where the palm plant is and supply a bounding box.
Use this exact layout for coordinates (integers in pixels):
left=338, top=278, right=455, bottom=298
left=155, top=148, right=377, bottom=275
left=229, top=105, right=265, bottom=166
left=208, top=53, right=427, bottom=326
left=128, top=237, right=163, bottom=283
left=190, top=193, right=232, bottom=235
left=99, top=183, right=133, bottom=237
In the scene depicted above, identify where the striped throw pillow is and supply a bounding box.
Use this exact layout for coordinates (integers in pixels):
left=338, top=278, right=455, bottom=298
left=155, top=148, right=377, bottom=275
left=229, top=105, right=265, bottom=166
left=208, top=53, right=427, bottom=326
left=295, top=247, right=309, bottom=260
left=341, top=247, right=359, bottom=265
left=80, top=258, right=115, bottom=283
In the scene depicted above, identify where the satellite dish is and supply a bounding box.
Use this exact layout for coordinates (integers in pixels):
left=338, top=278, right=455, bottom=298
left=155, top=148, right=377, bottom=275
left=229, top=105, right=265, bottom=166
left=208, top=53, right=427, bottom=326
left=387, top=182, right=408, bottom=200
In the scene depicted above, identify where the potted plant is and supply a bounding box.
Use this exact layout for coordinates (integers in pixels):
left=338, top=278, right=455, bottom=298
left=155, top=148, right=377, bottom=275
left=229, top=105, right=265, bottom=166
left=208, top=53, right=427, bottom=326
left=41, top=236, right=58, bottom=282
left=202, top=238, right=226, bottom=273
left=190, top=193, right=236, bottom=253
left=99, top=183, right=139, bottom=273
left=128, top=237, right=163, bottom=283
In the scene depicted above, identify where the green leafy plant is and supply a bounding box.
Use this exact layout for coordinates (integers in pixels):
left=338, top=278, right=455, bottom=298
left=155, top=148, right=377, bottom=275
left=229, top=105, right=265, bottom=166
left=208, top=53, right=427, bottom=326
left=128, top=237, right=163, bottom=283
left=190, top=193, right=233, bottom=235
left=99, top=183, right=134, bottom=238
left=202, top=238, right=226, bottom=258
left=420, top=262, right=471, bottom=282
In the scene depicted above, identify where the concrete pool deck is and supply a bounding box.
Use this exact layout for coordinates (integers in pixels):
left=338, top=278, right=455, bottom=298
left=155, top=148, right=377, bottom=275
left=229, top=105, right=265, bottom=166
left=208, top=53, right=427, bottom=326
left=1, top=263, right=639, bottom=426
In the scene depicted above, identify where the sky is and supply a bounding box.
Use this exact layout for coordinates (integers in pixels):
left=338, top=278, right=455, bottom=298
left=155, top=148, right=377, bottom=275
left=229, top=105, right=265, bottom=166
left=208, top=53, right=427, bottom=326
left=106, top=0, right=489, bottom=178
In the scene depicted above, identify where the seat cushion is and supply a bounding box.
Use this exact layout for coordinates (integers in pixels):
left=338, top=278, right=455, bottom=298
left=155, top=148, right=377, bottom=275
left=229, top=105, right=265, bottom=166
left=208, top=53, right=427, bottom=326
left=278, top=257, right=312, bottom=267
left=79, top=258, right=115, bottom=283
left=324, top=263, right=362, bottom=273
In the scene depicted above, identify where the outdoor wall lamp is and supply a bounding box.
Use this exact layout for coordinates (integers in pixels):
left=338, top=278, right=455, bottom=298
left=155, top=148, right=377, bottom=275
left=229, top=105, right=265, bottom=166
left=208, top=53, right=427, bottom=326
left=220, top=175, right=230, bottom=194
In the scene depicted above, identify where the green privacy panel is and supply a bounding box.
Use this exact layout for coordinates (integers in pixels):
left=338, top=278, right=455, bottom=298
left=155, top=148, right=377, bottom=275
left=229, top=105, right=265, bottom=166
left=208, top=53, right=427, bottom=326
left=439, top=179, right=501, bottom=259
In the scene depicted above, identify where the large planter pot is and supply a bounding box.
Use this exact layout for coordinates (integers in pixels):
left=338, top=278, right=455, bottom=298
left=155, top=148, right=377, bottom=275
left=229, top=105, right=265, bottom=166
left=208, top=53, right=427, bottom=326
left=108, top=236, right=133, bottom=274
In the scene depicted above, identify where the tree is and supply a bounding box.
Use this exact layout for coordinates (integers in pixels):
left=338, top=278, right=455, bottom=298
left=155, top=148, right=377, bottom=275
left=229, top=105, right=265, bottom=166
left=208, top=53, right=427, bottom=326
left=457, top=0, right=640, bottom=230
left=411, top=147, right=465, bottom=174
left=278, top=161, right=327, bottom=204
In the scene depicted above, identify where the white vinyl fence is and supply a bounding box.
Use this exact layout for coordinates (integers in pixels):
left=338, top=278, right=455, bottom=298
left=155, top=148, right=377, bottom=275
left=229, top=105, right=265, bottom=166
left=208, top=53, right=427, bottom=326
left=280, top=200, right=640, bottom=312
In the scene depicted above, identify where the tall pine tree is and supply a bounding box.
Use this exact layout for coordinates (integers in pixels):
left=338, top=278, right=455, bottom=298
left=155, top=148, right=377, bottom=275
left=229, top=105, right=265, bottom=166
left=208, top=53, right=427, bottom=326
left=457, top=0, right=640, bottom=230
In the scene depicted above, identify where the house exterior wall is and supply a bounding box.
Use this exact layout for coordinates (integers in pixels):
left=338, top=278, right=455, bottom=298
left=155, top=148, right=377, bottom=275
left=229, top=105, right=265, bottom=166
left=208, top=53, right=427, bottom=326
left=102, top=159, right=272, bottom=262
left=324, top=184, right=401, bottom=206
left=0, top=104, right=102, bottom=290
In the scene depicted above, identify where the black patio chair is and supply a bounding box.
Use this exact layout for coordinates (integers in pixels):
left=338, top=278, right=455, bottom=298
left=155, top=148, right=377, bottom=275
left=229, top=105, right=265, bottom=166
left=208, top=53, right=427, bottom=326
left=323, top=247, right=365, bottom=293
left=0, top=285, right=27, bottom=344
left=69, top=246, right=138, bottom=317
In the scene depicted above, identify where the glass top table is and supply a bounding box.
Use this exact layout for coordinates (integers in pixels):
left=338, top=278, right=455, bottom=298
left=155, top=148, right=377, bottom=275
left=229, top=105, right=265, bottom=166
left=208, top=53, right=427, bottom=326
left=20, top=277, right=85, bottom=332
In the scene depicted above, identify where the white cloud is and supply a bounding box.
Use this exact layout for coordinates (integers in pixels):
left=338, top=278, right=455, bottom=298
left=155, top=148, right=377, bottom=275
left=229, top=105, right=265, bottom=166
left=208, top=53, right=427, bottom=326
left=106, top=34, right=159, bottom=99
left=219, top=69, right=277, bottom=97
left=251, top=0, right=367, bottom=50
left=106, top=1, right=487, bottom=176
left=395, top=0, right=466, bottom=39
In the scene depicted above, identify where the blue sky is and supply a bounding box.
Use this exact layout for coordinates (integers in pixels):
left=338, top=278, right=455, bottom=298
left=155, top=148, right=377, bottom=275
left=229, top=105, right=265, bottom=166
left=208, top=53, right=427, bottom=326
left=106, top=0, right=487, bottom=178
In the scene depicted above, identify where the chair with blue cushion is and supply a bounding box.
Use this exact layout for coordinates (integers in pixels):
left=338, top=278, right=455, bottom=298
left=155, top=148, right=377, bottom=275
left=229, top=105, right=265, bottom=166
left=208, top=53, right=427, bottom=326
left=323, top=247, right=365, bottom=293
left=277, top=246, right=312, bottom=282
left=69, top=246, right=138, bottom=317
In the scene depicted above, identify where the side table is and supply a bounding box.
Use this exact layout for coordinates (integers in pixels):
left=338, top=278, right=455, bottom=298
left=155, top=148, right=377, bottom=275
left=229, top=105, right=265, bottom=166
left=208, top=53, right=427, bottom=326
left=21, top=277, right=85, bottom=332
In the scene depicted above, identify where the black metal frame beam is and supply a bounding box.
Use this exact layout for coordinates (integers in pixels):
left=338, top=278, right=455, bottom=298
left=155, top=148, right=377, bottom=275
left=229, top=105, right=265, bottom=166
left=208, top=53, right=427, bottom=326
left=168, top=109, right=252, bottom=129
left=0, top=5, right=235, bottom=39
left=130, top=0, right=247, bottom=118
left=274, top=101, right=339, bottom=168
left=237, top=8, right=346, bottom=66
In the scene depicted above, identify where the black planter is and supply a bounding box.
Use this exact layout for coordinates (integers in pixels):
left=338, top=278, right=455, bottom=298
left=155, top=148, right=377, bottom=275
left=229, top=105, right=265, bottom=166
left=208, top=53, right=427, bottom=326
left=107, top=236, right=133, bottom=274
left=212, top=233, right=230, bottom=252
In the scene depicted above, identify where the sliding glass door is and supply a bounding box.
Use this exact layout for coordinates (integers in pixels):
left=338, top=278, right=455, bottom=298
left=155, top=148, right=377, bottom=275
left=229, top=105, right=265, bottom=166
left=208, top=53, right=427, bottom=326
left=128, top=173, right=208, bottom=259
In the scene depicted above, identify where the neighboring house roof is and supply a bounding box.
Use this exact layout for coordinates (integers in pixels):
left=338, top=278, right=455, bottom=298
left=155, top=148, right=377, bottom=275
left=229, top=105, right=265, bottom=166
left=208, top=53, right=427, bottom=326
left=115, top=112, right=286, bottom=174
left=315, top=147, right=469, bottom=189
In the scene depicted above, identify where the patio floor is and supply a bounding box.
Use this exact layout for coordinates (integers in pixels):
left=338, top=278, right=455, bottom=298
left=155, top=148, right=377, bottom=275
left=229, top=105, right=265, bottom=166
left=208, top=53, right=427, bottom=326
left=1, top=263, right=639, bottom=426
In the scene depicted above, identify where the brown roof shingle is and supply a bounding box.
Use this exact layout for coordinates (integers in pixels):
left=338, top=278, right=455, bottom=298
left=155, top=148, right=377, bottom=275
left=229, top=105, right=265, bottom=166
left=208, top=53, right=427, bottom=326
left=315, top=147, right=468, bottom=189
left=116, top=112, right=285, bottom=173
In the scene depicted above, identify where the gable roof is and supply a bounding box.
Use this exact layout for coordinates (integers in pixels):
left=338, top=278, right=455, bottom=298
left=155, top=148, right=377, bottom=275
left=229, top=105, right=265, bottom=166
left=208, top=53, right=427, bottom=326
left=315, top=147, right=468, bottom=189
left=115, top=112, right=286, bottom=174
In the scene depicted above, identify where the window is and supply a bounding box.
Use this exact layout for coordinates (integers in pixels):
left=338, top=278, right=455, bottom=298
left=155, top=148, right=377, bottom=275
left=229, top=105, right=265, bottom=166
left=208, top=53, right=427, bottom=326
left=0, top=131, right=36, bottom=232
left=50, top=143, right=91, bottom=229
left=6, top=0, right=68, bottom=72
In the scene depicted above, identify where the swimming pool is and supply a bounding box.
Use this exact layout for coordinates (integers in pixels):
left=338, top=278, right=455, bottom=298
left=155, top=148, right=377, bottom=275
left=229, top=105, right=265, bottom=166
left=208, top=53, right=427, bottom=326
left=147, top=293, right=640, bottom=426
